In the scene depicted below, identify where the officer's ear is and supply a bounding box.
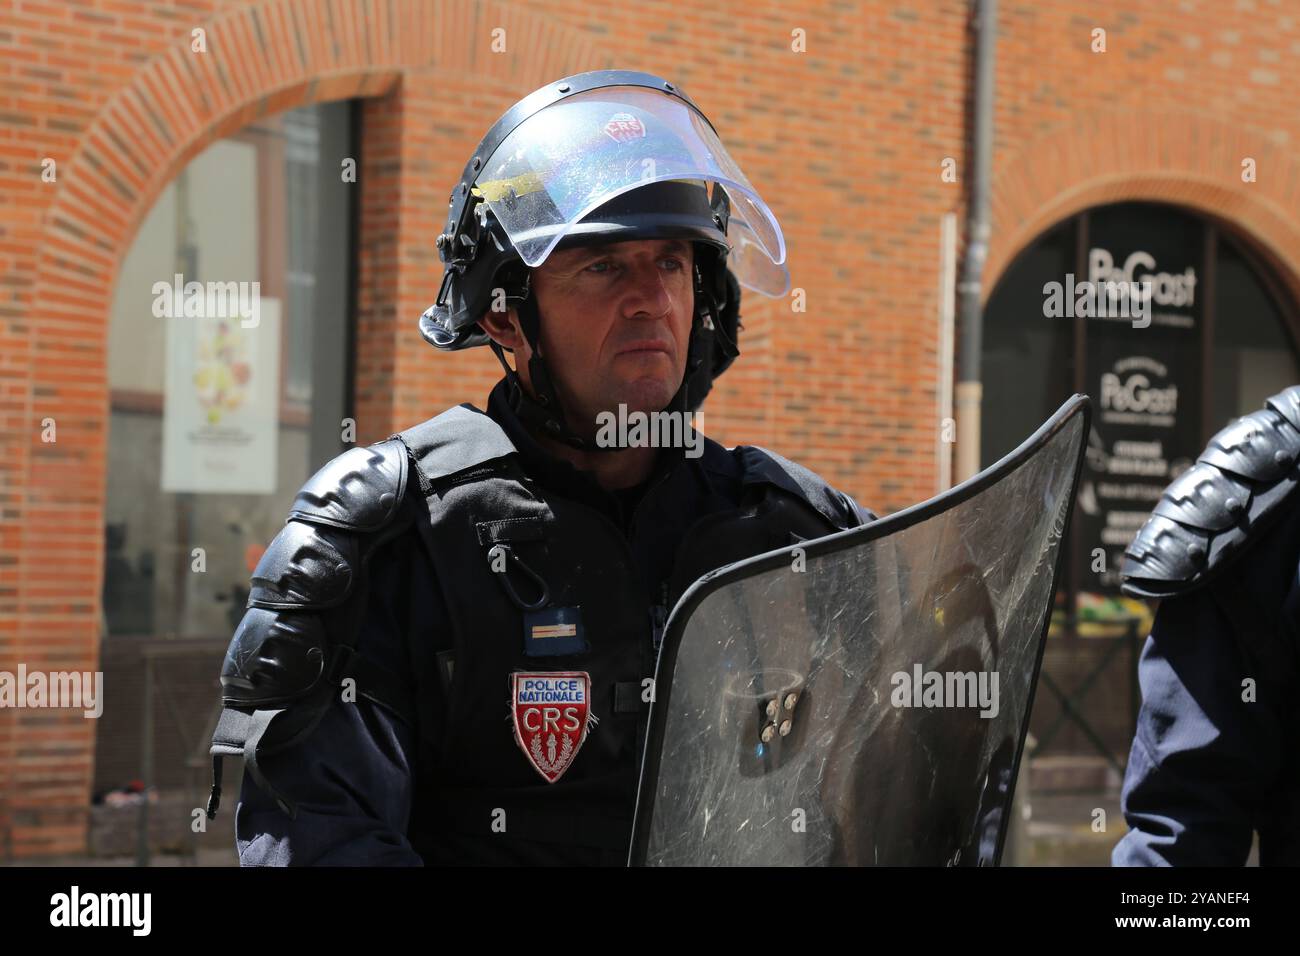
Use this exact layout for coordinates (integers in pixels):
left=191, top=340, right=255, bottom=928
left=478, top=305, right=524, bottom=352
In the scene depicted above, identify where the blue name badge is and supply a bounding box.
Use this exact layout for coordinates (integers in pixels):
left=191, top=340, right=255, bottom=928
left=523, top=606, right=588, bottom=657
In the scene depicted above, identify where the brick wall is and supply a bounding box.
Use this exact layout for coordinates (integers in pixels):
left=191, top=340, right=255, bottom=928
left=2, top=0, right=1300, bottom=857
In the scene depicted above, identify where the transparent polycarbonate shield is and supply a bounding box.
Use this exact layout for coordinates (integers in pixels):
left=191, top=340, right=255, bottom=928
left=472, top=85, right=789, bottom=296
left=631, top=396, right=1090, bottom=866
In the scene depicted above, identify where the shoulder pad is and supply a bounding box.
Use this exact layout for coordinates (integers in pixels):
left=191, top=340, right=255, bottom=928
left=248, top=439, right=412, bottom=609
left=1121, top=385, right=1300, bottom=598
left=289, top=439, right=409, bottom=531
left=217, top=438, right=417, bottom=713
left=729, top=443, right=875, bottom=530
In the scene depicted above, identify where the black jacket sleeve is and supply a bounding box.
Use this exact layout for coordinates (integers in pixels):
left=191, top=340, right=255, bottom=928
left=1112, top=561, right=1294, bottom=866
left=235, top=528, right=427, bottom=866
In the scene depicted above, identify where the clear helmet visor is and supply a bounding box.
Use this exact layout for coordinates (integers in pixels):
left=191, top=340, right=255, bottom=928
left=472, top=86, right=789, bottom=296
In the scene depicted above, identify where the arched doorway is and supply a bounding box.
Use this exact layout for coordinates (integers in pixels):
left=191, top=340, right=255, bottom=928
left=981, top=200, right=1300, bottom=774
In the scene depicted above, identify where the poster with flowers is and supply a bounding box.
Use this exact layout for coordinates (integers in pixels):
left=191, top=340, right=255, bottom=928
left=161, top=297, right=280, bottom=493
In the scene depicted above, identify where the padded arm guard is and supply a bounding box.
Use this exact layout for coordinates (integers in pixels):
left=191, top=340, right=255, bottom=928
left=208, top=438, right=416, bottom=820
left=1121, top=386, right=1300, bottom=599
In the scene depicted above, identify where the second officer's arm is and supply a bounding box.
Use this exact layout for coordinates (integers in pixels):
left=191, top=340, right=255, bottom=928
left=1112, top=571, right=1289, bottom=866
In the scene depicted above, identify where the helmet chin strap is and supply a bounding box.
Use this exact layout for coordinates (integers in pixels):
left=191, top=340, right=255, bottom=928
left=489, top=265, right=716, bottom=454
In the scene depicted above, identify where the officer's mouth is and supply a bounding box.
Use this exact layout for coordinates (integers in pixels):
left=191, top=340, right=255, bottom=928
left=614, top=339, right=673, bottom=357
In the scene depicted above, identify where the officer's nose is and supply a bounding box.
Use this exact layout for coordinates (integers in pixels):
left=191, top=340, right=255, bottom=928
left=620, top=259, right=675, bottom=321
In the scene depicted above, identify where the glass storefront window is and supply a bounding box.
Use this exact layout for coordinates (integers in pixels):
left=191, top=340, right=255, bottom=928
left=102, top=102, right=356, bottom=639
left=1211, top=233, right=1300, bottom=427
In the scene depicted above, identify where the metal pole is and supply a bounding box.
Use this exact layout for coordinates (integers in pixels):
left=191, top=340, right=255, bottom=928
left=937, top=213, right=958, bottom=493
left=136, top=652, right=153, bottom=867
left=956, top=0, right=1021, bottom=865
left=954, top=0, right=997, bottom=485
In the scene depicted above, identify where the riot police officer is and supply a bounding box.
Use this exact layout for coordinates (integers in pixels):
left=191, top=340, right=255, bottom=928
left=207, top=70, right=875, bottom=865
left=1114, top=385, right=1300, bottom=865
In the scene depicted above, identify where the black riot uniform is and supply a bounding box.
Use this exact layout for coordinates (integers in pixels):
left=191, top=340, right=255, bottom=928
left=215, top=377, right=871, bottom=865
left=208, top=70, right=875, bottom=865
left=1114, top=385, right=1300, bottom=865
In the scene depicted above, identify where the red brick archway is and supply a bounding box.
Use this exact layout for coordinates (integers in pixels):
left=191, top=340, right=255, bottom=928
left=5, top=0, right=607, bottom=858
left=984, top=109, right=1300, bottom=306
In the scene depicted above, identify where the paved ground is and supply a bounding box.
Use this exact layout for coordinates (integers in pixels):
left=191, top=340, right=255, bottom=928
left=3, top=786, right=1259, bottom=867
left=14, top=847, right=238, bottom=867
left=1025, top=790, right=1259, bottom=866
left=1026, top=791, right=1127, bottom=866
left=9, top=791, right=1132, bottom=867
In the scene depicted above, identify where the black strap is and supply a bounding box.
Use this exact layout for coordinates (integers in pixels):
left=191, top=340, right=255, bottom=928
left=242, top=708, right=297, bottom=819
left=205, top=754, right=224, bottom=819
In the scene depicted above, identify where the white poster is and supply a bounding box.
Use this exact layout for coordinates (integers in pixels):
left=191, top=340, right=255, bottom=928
left=161, top=296, right=280, bottom=493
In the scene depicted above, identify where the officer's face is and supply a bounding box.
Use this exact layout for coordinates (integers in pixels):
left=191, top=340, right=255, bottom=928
left=510, top=238, right=696, bottom=430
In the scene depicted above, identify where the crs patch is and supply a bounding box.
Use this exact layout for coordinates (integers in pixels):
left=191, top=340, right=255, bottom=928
left=602, top=111, right=646, bottom=143
left=510, top=672, right=591, bottom=784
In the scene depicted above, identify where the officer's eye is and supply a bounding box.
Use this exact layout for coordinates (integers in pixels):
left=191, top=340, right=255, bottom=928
left=581, top=256, right=685, bottom=276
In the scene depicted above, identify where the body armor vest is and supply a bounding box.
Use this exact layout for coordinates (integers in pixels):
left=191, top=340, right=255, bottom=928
left=395, top=404, right=866, bottom=864
left=212, top=399, right=870, bottom=865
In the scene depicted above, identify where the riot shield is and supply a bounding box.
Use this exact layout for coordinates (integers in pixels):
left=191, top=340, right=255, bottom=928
left=630, top=394, right=1090, bottom=866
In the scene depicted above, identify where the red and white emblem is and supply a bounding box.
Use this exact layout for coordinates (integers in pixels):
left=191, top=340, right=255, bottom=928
left=602, top=112, right=646, bottom=143
left=510, top=671, right=591, bottom=784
